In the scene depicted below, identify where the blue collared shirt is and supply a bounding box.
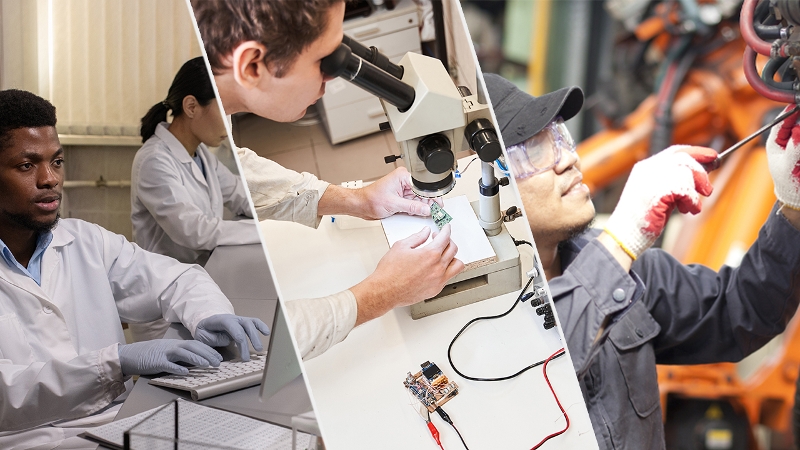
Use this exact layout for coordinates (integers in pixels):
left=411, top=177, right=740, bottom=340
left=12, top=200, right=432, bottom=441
left=0, top=231, right=54, bottom=285
left=192, top=152, right=206, bottom=179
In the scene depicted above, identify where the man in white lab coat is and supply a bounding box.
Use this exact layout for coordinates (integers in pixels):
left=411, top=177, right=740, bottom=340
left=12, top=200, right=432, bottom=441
left=191, top=0, right=465, bottom=360
left=0, top=89, right=268, bottom=449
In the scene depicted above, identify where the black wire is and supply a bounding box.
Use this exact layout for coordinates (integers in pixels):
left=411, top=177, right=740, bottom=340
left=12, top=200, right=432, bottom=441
left=447, top=231, right=564, bottom=381
left=450, top=423, right=470, bottom=450
left=448, top=276, right=569, bottom=381
left=436, top=407, right=470, bottom=450
left=513, top=238, right=532, bottom=248
left=508, top=232, right=533, bottom=248
left=508, top=232, right=538, bottom=281
left=457, top=157, right=478, bottom=175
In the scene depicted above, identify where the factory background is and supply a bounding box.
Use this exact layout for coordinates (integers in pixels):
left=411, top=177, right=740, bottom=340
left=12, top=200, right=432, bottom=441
left=461, top=1, right=799, bottom=449
left=0, top=0, right=798, bottom=448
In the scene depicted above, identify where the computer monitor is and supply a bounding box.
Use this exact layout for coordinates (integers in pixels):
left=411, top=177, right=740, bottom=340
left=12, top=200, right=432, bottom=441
left=259, top=301, right=302, bottom=401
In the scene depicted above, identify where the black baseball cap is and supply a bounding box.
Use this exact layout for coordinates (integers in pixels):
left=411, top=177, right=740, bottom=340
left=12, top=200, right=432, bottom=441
left=484, top=73, right=584, bottom=147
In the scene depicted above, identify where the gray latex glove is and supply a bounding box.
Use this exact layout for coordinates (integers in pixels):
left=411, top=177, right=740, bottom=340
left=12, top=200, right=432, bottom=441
left=118, top=339, right=222, bottom=376
left=194, top=314, right=270, bottom=361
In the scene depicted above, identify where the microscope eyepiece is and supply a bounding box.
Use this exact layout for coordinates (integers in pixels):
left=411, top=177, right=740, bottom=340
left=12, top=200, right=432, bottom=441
left=319, top=44, right=352, bottom=78
left=342, top=35, right=404, bottom=79
left=321, top=43, right=416, bottom=112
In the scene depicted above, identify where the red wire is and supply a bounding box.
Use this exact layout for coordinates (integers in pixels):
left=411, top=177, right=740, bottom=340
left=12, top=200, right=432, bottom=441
left=654, top=62, right=678, bottom=122
left=657, top=62, right=677, bottom=108
left=530, top=348, right=569, bottom=450
left=427, top=420, right=445, bottom=450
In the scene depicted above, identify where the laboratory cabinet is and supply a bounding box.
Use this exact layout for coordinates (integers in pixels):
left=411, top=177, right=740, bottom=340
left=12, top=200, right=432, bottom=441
left=318, top=0, right=421, bottom=144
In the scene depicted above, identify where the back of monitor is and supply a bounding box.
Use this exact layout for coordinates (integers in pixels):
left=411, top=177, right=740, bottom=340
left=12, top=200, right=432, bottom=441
left=259, top=302, right=302, bottom=401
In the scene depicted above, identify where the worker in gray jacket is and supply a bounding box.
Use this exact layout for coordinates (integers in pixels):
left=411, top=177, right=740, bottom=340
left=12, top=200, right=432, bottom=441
left=484, top=73, right=800, bottom=450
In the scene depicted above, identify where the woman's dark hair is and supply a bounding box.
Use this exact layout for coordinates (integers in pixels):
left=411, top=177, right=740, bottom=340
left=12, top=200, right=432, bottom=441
left=140, top=56, right=217, bottom=142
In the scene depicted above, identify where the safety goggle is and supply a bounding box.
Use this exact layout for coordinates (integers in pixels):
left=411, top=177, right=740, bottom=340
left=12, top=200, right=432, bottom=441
left=505, top=117, right=576, bottom=179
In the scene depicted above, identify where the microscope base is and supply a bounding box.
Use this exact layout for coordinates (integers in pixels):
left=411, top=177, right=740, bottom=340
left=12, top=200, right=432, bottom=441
left=410, top=211, right=522, bottom=319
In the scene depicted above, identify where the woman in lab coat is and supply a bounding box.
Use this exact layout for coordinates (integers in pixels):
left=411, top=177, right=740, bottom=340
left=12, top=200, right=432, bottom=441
left=130, top=57, right=259, bottom=340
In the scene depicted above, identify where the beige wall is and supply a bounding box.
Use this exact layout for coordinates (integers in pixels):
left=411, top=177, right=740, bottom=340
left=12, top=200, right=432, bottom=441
left=63, top=145, right=139, bottom=240
left=2, top=0, right=201, bottom=136
left=1, top=0, right=203, bottom=238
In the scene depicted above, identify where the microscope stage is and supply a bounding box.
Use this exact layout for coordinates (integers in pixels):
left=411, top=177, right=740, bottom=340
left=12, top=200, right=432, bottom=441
left=410, top=201, right=523, bottom=319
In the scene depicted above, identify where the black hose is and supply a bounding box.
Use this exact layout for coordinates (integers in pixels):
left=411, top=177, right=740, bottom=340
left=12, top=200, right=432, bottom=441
left=649, top=26, right=734, bottom=154
left=664, top=49, right=697, bottom=115
left=762, top=56, right=796, bottom=89
left=755, top=0, right=770, bottom=18
left=754, top=0, right=782, bottom=39
left=779, top=56, right=798, bottom=82
left=755, top=19, right=782, bottom=40
left=651, top=46, right=697, bottom=153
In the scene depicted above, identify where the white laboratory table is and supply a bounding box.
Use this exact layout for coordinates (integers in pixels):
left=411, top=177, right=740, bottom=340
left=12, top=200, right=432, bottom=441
left=89, top=243, right=313, bottom=448
left=259, top=158, right=599, bottom=450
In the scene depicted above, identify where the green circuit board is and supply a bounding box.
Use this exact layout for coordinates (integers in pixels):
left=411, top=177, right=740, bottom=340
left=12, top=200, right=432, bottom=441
left=430, top=202, right=452, bottom=230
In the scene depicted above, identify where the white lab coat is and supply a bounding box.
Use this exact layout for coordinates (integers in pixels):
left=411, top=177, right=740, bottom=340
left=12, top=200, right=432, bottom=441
left=131, top=123, right=259, bottom=265
left=235, top=147, right=358, bottom=359
left=0, top=219, right=234, bottom=448
left=236, top=147, right=329, bottom=228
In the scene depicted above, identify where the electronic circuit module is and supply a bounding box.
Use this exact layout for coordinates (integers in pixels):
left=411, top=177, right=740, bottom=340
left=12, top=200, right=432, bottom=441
left=404, top=361, right=459, bottom=412
left=430, top=202, right=453, bottom=230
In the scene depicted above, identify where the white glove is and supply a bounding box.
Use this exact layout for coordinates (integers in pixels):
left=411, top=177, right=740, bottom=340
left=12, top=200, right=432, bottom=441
left=604, top=145, right=716, bottom=259
left=766, top=106, right=800, bottom=209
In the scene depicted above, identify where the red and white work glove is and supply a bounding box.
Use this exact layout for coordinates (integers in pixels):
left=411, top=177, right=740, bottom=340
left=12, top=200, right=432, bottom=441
left=766, top=106, right=800, bottom=210
left=604, top=145, right=716, bottom=260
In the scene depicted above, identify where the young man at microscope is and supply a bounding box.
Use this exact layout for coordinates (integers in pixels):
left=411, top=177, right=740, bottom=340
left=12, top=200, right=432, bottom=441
left=191, top=0, right=464, bottom=360
left=0, top=90, right=269, bottom=449
left=484, top=73, right=800, bottom=450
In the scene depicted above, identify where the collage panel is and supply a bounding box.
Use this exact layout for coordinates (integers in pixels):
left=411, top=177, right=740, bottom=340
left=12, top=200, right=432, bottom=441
left=0, top=1, right=317, bottom=449
left=191, top=0, right=596, bottom=448
left=465, top=1, right=800, bottom=449
left=4, top=0, right=800, bottom=449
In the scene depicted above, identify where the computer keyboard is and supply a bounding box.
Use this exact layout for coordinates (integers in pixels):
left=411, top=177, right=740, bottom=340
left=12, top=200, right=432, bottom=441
left=149, top=354, right=266, bottom=401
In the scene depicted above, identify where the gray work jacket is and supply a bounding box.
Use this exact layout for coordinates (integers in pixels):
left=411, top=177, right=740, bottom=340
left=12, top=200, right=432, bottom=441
left=550, top=204, right=800, bottom=449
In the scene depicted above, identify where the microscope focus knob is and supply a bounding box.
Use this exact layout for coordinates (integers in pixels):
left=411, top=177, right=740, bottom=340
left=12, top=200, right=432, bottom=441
left=417, top=134, right=454, bottom=174
left=465, top=118, right=502, bottom=162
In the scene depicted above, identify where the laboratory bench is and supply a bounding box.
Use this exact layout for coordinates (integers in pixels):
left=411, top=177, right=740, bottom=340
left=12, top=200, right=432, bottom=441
left=88, top=242, right=313, bottom=448
left=259, top=156, right=599, bottom=449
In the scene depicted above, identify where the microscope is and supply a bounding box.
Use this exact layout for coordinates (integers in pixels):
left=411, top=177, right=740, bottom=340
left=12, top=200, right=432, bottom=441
left=321, top=36, right=523, bottom=319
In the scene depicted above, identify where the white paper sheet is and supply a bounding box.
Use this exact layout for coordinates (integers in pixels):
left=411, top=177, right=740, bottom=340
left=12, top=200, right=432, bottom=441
left=380, top=195, right=496, bottom=269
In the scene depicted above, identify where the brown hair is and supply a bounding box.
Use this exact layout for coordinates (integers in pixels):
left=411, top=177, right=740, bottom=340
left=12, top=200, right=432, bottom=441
left=191, top=0, right=344, bottom=77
